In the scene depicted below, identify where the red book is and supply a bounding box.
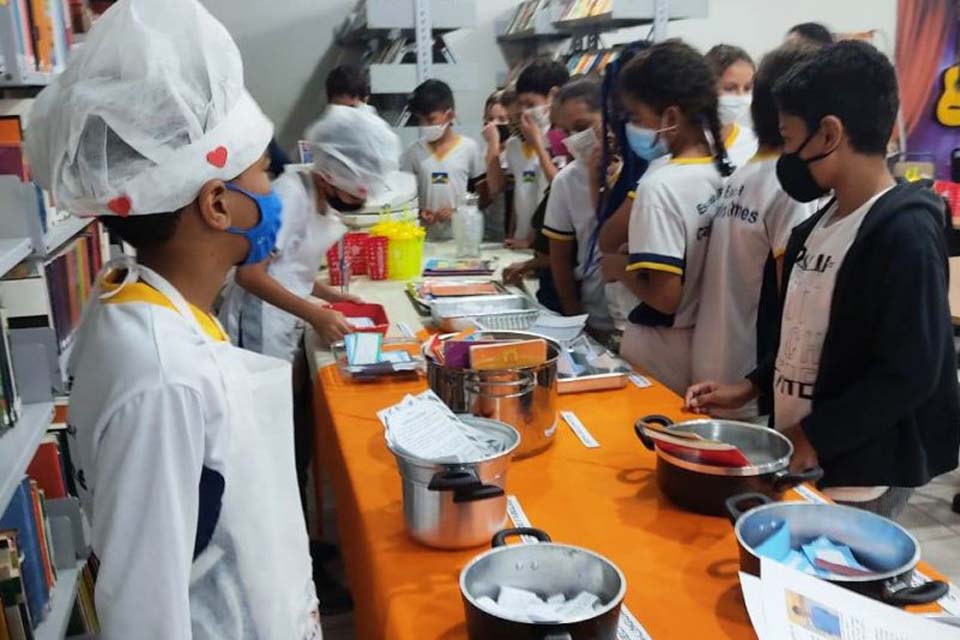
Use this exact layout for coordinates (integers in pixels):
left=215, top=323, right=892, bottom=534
left=27, top=436, right=68, bottom=500
left=28, top=481, right=56, bottom=591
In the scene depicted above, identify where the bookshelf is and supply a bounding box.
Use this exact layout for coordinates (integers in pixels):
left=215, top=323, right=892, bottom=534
left=0, top=0, right=75, bottom=88
left=0, top=237, right=33, bottom=277
left=553, top=0, right=708, bottom=33
left=35, top=559, right=85, bottom=640
left=336, top=0, right=477, bottom=44
left=369, top=62, right=479, bottom=93
left=0, top=400, right=54, bottom=513
left=496, top=0, right=568, bottom=43
left=44, top=216, right=93, bottom=257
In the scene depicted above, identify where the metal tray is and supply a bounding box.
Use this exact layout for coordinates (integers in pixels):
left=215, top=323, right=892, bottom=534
left=331, top=338, right=424, bottom=381
left=556, top=339, right=633, bottom=394
left=405, top=279, right=510, bottom=316
left=430, top=294, right=539, bottom=332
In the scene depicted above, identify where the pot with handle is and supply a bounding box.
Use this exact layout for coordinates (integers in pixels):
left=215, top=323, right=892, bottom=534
left=459, top=528, right=626, bottom=640
left=387, top=417, right=520, bottom=549
left=726, top=493, right=949, bottom=606
left=634, top=415, right=823, bottom=516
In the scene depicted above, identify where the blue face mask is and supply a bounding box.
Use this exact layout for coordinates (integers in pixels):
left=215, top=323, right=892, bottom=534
left=225, top=183, right=283, bottom=265
left=625, top=122, right=671, bottom=162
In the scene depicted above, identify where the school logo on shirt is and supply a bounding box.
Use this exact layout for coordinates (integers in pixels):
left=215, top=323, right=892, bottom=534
left=522, top=170, right=537, bottom=183
left=431, top=172, right=450, bottom=185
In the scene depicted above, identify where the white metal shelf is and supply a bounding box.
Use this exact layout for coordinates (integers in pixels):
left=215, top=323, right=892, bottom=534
left=370, top=63, right=479, bottom=94
left=43, top=217, right=93, bottom=258
left=0, top=400, right=55, bottom=514
left=553, top=0, right=706, bottom=33
left=0, top=237, right=32, bottom=278
left=34, top=559, right=85, bottom=640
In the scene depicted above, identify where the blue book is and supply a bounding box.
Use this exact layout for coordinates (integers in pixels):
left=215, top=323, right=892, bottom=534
left=0, top=478, right=50, bottom=625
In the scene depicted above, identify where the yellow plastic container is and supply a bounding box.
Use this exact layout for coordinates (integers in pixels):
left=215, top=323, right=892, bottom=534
left=387, top=225, right=425, bottom=280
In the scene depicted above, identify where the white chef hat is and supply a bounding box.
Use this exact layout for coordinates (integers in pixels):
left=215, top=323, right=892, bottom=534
left=306, top=105, right=400, bottom=200
left=25, top=0, right=273, bottom=218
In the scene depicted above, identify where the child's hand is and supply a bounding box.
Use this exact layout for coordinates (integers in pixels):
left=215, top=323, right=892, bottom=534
left=683, top=380, right=756, bottom=414
left=600, top=253, right=628, bottom=283
left=504, top=237, right=532, bottom=250
left=435, top=207, right=454, bottom=223
left=502, top=261, right=529, bottom=285
left=520, top=111, right=544, bottom=148
left=421, top=208, right=436, bottom=225
left=482, top=122, right=501, bottom=153
left=782, top=424, right=819, bottom=473
left=310, top=306, right=353, bottom=345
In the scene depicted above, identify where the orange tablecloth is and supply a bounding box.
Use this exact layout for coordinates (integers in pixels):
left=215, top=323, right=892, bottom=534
left=312, top=366, right=950, bottom=639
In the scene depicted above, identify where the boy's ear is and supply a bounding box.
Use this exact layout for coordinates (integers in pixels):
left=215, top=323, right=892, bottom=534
left=196, top=179, right=233, bottom=232
left=548, top=86, right=560, bottom=102
left=820, top=115, right=844, bottom=155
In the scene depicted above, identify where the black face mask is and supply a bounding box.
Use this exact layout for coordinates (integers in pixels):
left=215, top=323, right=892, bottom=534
left=327, top=194, right=365, bottom=212
left=776, top=129, right=835, bottom=203
left=496, top=123, right=511, bottom=144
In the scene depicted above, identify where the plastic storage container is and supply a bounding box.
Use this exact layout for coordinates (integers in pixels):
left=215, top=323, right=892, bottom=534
left=453, top=193, right=483, bottom=259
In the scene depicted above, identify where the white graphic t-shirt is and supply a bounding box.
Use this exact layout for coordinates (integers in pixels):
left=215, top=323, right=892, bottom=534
left=692, top=154, right=818, bottom=418
left=774, top=187, right=893, bottom=501
left=504, top=136, right=550, bottom=241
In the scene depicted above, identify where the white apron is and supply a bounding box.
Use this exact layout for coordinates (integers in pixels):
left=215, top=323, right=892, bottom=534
left=135, top=265, right=321, bottom=640
left=221, top=169, right=346, bottom=361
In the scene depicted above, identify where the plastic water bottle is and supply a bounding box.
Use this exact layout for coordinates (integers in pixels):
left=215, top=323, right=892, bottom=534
left=453, top=193, right=483, bottom=258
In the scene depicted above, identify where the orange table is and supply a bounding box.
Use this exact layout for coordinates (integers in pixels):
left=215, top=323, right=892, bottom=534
left=312, top=366, right=952, bottom=639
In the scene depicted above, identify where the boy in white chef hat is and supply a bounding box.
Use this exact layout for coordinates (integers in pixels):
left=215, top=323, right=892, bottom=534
left=26, top=0, right=323, bottom=638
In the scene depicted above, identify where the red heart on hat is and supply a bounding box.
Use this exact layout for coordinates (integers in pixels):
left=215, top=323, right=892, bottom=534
left=107, top=196, right=132, bottom=217
left=206, top=146, right=228, bottom=168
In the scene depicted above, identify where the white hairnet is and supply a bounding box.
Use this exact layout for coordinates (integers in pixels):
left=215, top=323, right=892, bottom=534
left=25, top=0, right=273, bottom=217
left=306, top=105, right=400, bottom=200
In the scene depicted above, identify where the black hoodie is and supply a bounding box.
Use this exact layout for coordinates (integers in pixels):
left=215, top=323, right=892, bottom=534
left=750, top=182, right=960, bottom=488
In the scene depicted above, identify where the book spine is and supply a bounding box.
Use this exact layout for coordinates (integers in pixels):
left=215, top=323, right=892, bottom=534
left=26, top=483, right=54, bottom=592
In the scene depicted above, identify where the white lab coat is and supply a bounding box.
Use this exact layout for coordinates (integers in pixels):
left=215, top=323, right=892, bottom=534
left=68, top=260, right=321, bottom=639
left=220, top=167, right=346, bottom=361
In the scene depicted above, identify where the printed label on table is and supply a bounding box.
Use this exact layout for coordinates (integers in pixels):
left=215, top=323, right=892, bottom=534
left=793, top=483, right=829, bottom=504
left=911, top=570, right=960, bottom=615
left=629, top=373, right=652, bottom=389
left=395, top=321, right=415, bottom=338
left=505, top=495, right=538, bottom=544
left=617, top=605, right=653, bottom=640
left=561, top=410, right=600, bottom=448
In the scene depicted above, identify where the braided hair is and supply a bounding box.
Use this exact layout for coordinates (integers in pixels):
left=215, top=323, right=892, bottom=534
left=617, top=40, right=735, bottom=178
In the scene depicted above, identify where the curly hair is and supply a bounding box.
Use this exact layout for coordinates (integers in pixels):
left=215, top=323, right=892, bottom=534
left=618, top=39, right=734, bottom=177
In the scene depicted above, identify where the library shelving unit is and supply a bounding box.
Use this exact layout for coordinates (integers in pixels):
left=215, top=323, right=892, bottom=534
left=0, top=0, right=76, bottom=88
left=336, top=0, right=477, bottom=145
left=552, top=0, right=708, bottom=34
left=496, top=0, right=568, bottom=44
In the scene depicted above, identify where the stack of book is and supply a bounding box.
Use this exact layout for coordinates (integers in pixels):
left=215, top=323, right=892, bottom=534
left=1, top=0, right=74, bottom=80
left=0, top=311, right=22, bottom=432
left=566, top=47, right=623, bottom=75
left=45, top=226, right=103, bottom=351
left=0, top=416, right=98, bottom=638
left=502, top=0, right=548, bottom=36
left=558, top=0, right=614, bottom=21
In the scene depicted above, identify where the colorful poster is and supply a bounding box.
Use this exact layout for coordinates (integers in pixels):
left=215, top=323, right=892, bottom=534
left=907, top=22, right=960, bottom=180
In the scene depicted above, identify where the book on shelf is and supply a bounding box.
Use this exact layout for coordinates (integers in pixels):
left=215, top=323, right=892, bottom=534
left=0, top=529, right=33, bottom=640
left=44, top=226, right=102, bottom=350
left=0, top=480, right=51, bottom=628
left=2, top=0, right=73, bottom=79
left=0, top=309, right=23, bottom=430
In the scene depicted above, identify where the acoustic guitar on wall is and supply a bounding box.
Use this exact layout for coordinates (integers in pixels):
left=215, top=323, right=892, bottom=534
left=937, top=63, right=960, bottom=127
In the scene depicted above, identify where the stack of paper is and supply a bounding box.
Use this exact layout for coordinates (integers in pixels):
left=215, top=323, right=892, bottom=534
left=475, top=586, right=606, bottom=623
left=378, top=390, right=508, bottom=462
left=741, top=559, right=960, bottom=640
left=755, top=526, right=877, bottom=579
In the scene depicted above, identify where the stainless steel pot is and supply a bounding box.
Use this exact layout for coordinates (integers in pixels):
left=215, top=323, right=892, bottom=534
left=726, top=493, right=949, bottom=606
left=387, top=417, right=520, bottom=549
left=426, top=331, right=559, bottom=459
left=460, top=528, right=626, bottom=640
left=635, top=415, right=823, bottom=516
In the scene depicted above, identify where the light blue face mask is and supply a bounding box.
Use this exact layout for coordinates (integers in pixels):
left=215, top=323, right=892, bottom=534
left=625, top=122, right=671, bottom=162
left=225, top=183, right=283, bottom=265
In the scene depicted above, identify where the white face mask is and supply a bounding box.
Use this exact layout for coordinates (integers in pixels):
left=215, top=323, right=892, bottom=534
left=524, top=104, right=551, bottom=131
left=419, top=122, right=448, bottom=143
left=564, top=127, right=599, bottom=164
left=718, top=93, right=753, bottom=129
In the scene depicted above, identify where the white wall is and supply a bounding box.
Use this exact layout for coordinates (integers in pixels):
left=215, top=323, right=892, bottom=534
left=611, top=0, right=898, bottom=60
left=202, top=0, right=897, bottom=152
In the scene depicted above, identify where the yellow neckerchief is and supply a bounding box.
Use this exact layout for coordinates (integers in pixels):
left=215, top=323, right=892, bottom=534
left=99, top=271, right=226, bottom=342
left=429, top=134, right=462, bottom=161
